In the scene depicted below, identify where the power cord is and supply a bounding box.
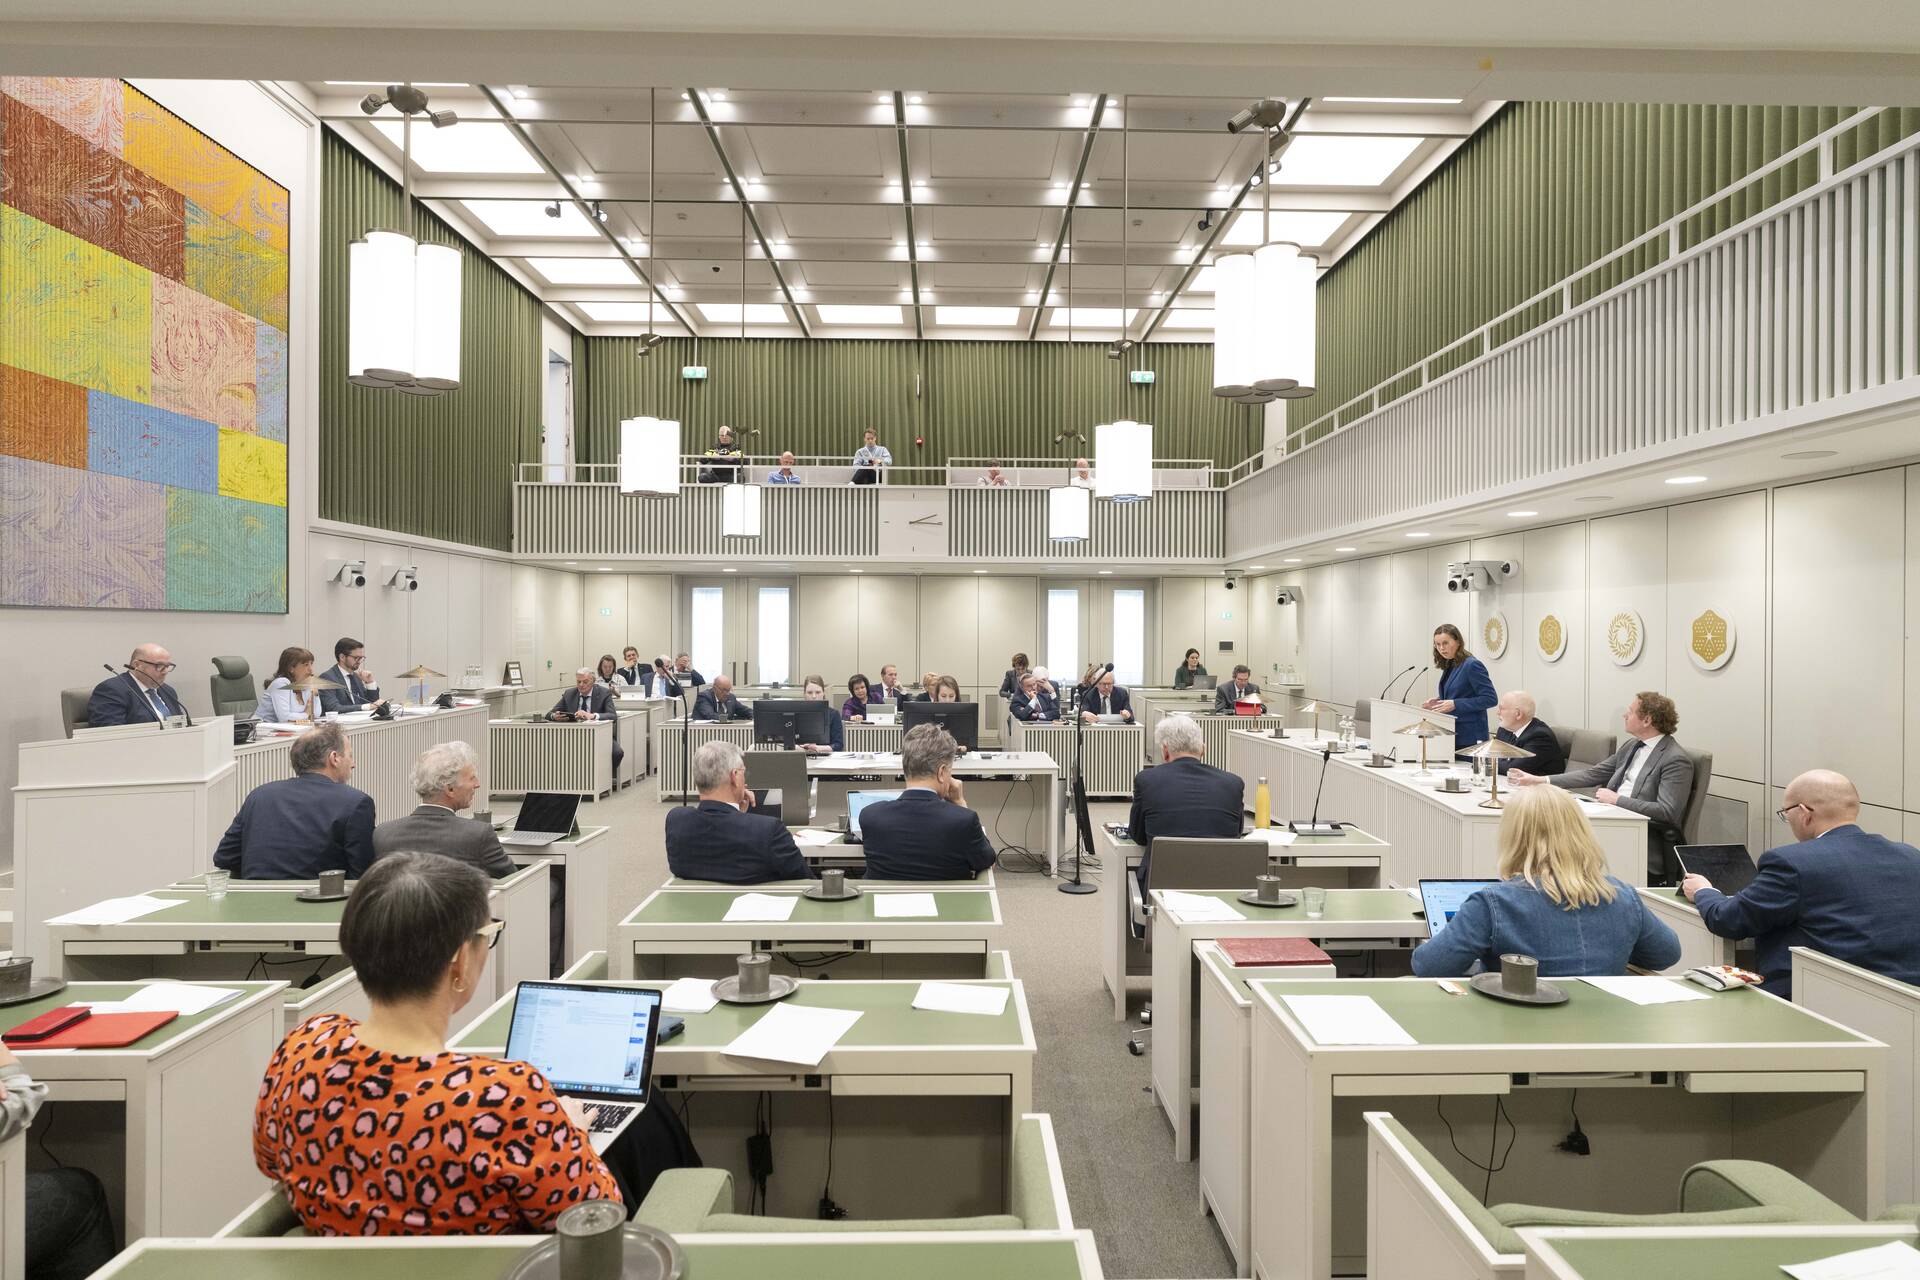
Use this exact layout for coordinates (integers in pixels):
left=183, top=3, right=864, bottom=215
left=747, top=1092, right=773, bottom=1214
left=1436, top=1095, right=1516, bottom=1204
left=817, top=1089, right=846, bottom=1219
left=1557, top=1089, right=1590, bottom=1156
left=33, top=1102, right=63, bottom=1169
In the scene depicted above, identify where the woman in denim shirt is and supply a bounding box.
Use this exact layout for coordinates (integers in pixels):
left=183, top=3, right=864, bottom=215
left=1412, top=786, right=1681, bottom=976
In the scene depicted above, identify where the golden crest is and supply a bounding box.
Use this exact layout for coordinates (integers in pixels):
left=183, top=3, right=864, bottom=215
left=1482, top=613, right=1507, bottom=657
left=1688, top=608, right=1736, bottom=671
left=1537, top=614, right=1565, bottom=661
left=1606, top=610, right=1643, bottom=666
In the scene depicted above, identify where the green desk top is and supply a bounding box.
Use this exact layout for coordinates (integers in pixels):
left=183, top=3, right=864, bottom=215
left=1103, top=826, right=1386, bottom=850
left=64, top=890, right=344, bottom=928
left=1252, top=977, right=1871, bottom=1048
left=452, top=979, right=1027, bottom=1052
left=1536, top=1231, right=1916, bottom=1279
left=1159, top=888, right=1424, bottom=925
left=625, top=888, right=997, bottom=926
left=2, top=981, right=279, bottom=1052
left=97, top=1235, right=1089, bottom=1280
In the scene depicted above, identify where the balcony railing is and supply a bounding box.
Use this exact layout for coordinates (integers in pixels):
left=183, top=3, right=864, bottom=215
left=518, top=454, right=1228, bottom=489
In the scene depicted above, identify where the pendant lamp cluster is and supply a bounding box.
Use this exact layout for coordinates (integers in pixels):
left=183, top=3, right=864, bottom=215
left=1211, top=97, right=1317, bottom=404
left=347, top=85, right=464, bottom=396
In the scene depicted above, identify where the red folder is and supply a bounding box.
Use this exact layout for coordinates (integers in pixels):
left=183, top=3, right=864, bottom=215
left=1219, top=937, right=1332, bottom=968
left=5, top=1010, right=177, bottom=1049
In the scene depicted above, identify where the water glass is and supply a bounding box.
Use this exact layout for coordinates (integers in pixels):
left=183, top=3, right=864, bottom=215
left=205, top=869, right=230, bottom=900
left=1303, top=886, right=1327, bottom=919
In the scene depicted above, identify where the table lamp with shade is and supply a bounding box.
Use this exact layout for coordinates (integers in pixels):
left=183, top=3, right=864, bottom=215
left=1393, top=718, right=1453, bottom=779
left=286, top=675, right=346, bottom=724
left=1455, top=738, right=1534, bottom=809
left=399, top=664, right=446, bottom=706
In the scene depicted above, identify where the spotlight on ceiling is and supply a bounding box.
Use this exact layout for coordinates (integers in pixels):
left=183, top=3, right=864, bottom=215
left=1225, top=97, right=1289, bottom=135
left=543, top=202, right=561, bottom=219
left=591, top=202, right=609, bottom=223
left=636, top=332, right=667, bottom=356
left=357, top=84, right=457, bottom=128
left=1106, top=337, right=1137, bottom=360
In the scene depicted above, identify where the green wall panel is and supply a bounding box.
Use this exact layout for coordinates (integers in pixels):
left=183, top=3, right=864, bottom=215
left=318, top=130, right=541, bottom=549
left=574, top=337, right=1260, bottom=468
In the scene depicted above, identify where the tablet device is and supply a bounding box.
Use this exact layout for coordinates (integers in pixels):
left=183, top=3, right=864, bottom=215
left=1674, top=844, right=1759, bottom=896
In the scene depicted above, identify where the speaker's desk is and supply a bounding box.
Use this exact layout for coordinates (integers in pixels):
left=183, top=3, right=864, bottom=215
left=613, top=885, right=1001, bottom=980
left=1520, top=1225, right=1919, bottom=1280
left=1225, top=730, right=1652, bottom=888
left=92, top=1231, right=1104, bottom=1280
left=4, top=980, right=282, bottom=1242
left=1096, top=825, right=1389, bottom=1022
left=1006, top=720, right=1144, bottom=797
left=492, top=817, right=610, bottom=966
left=453, top=977, right=1035, bottom=1221
left=1248, top=977, right=1886, bottom=1280
left=807, top=751, right=1063, bottom=874
left=488, top=717, right=620, bottom=799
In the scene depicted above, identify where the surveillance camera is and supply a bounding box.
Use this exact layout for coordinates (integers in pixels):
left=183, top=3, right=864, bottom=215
left=1198, top=210, right=1215, bottom=232
left=1224, top=578, right=1236, bottom=591
left=383, top=565, right=419, bottom=592
left=1446, top=575, right=1468, bottom=593
left=1274, top=585, right=1303, bottom=606
left=1226, top=106, right=1258, bottom=135
left=543, top=202, right=561, bottom=219
left=358, top=93, right=385, bottom=116
left=325, top=559, right=367, bottom=589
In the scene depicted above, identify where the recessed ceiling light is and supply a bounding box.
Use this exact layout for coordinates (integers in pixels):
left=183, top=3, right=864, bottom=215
left=886, top=180, right=901, bottom=188
left=1248, top=565, right=1266, bottom=570
left=680, top=92, right=690, bottom=100
left=1405, top=532, right=1431, bottom=539
left=935, top=306, right=1021, bottom=326
left=1575, top=495, right=1614, bottom=503
left=849, top=568, right=864, bottom=574
left=596, top=567, right=611, bottom=572
left=1283, top=557, right=1302, bottom=563
left=1046, top=307, right=1137, bottom=328
left=369, top=121, right=542, bottom=175
left=1098, top=569, right=1112, bottom=575
left=772, top=239, right=787, bottom=247
left=709, top=90, right=728, bottom=101
left=1664, top=475, right=1708, bottom=485
left=1323, top=95, right=1465, bottom=105
left=816, top=305, right=905, bottom=325
left=722, top=567, right=737, bottom=573
left=907, top=95, right=923, bottom=105
left=1080, top=181, right=1091, bottom=189
left=917, top=240, right=930, bottom=248
left=973, top=569, right=989, bottom=574
left=696, top=302, right=789, bottom=325
left=1506, top=510, right=1538, bottom=518
left=1071, top=96, right=1089, bottom=107
left=1334, top=547, right=1357, bottom=552
left=1783, top=449, right=1837, bottom=460
left=1052, top=181, right=1067, bottom=190
left=564, top=561, right=578, bottom=565
left=1272, top=135, right=1423, bottom=187
left=913, top=179, right=927, bottom=188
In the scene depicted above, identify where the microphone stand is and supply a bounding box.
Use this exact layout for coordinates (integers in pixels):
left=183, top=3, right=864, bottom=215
left=1289, top=742, right=1345, bottom=836
left=677, top=677, right=695, bottom=808
left=1058, top=675, right=1097, bottom=895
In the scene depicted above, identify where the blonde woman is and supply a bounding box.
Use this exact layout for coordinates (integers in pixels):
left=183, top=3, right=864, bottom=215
left=1411, top=786, right=1680, bottom=977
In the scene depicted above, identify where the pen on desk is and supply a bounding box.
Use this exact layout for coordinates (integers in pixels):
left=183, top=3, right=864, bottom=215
left=1435, top=979, right=1467, bottom=996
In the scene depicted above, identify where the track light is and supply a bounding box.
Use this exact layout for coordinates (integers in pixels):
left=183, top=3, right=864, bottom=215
left=427, top=109, right=457, bottom=129
left=592, top=202, right=609, bottom=223
left=358, top=93, right=385, bottom=115
left=356, top=84, right=457, bottom=129
left=636, top=332, right=667, bottom=356
left=544, top=201, right=561, bottom=219
left=1106, top=337, right=1136, bottom=360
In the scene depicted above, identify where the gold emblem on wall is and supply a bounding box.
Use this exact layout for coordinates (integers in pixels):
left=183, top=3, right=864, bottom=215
left=1606, top=610, right=1644, bottom=667
left=1482, top=613, right=1509, bottom=658
left=1688, top=608, right=1736, bottom=671
left=1537, top=614, right=1567, bottom=663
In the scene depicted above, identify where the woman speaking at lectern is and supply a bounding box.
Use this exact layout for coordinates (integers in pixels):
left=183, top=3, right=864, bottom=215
left=1423, top=623, right=1497, bottom=752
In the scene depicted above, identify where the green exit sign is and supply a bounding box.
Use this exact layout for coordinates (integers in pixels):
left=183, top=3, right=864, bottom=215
left=1129, top=369, right=1155, bottom=385
left=599, top=607, right=612, bottom=616
left=681, top=365, right=708, bottom=380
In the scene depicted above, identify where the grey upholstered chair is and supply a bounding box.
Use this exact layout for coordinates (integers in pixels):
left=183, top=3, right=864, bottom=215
left=1680, top=749, right=1715, bottom=845
left=1350, top=697, right=1374, bottom=739
left=210, top=656, right=257, bottom=718
left=1567, top=729, right=1618, bottom=770
left=60, top=688, right=94, bottom=738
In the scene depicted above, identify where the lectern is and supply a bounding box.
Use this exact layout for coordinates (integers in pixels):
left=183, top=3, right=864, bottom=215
left=1368, top=699, right=1456, bottom=758
left=11, top=718, right=238, bottom=961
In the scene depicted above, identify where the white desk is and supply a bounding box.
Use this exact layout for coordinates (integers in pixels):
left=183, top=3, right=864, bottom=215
left=0, top=1129, right=19, bottom=1280
left=656, top=721, right=755, bottom=799
left=1634, top=886, right=1738, bottom=972
left=1227, top=730, right=1652, bottom=887
left=501, top=823, right=609, bottom=966
left=810, top=751, right=1064, bottom=875
left=489, top=718, right=617, bottom=798
left=236, top=703, right=492, bottom=819
left=1007, top=721, right=1143, bottom=797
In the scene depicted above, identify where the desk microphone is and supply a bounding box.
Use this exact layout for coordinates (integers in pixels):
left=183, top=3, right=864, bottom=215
left=1400, top=667, right=1432, bottom=702
left=1377, top=665, right=1417, bottom=699
left=1289, top=742, right=1345, bottom=836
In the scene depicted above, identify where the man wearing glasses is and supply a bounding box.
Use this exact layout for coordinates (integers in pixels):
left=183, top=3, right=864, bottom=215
left=87, top=643, right=190, bottom=727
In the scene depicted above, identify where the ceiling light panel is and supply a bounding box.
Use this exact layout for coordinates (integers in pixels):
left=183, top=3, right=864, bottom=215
left=577, top=301, right=678, bottom=322
left=1220, top=209, right=1352, bottom=246
left=1322, top=96, right=1464, bottom=105
left=370, top=120, right=543, bottom=174
left=460, top=199, right=601, bottom=237
left=697, top=303, right=790, bottom=324
left=526, top=257, right=640, bottom=285
left=1045, top=308, right=1137, bottom=328
left=815, top=305, right=905, bottom=324
left=1158, top=310, right=1215, bottom=329
left=934, top=306, right=1021, bottom=326
left=1273, top=135, right=1424, bottom=187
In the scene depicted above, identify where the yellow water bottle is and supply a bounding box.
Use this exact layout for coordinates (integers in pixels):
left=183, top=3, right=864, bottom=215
left=1254, top=776, right=1272, bottom=830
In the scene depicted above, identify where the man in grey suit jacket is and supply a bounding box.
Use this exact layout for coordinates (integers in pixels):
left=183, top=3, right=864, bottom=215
left=1511, top=690, right=1694, bottom=884
left=1212, top=665, right=1261, bottom=714
left=549, top=668, right=622, bottom=774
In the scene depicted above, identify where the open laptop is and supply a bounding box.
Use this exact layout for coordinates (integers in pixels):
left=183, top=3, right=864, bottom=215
left=498, top=792, right=582, bottom=847
left=1418, top=878, right=1498, bottom=933
left=1194, top=674, right=1218, bottom=690
left=505, top=981, right=664, bottom=1153
left=845, top=789, right=904, bottom=843
left=1674, top=844, right=1759, bottom=896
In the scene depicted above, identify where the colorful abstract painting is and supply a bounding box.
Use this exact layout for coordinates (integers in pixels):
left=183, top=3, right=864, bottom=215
left=0, top=77, right=287, bottom=612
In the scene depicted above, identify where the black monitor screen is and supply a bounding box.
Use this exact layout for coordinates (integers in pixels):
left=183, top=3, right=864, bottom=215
left=752, top=699, right=832, bottom=748
left=901, top=700, right=980, bottom=752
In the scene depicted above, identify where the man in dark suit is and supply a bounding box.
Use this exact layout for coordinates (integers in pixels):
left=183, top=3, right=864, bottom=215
left=1078, top=670, right=1134, bottom=723
left=214, top=722, right=376, bottom=879
left=614, top=647, right=647, bottom=688
left=872, top=665, right=906, bottom=703
left=317, top=636, right=385, bottom=715
left=1493, top=691, right=1565, bottom=776
left=664, top=740, right=810, bottom=882
left=1512, top=690, right=1693, bottom=884
left=693, top=675, right=750, bottom=722
left=1008, top=672, right=1059, bottom=722
left=1212, top=665, right=1262, bottom=714
left=1685, top=769, right=1920, bottom=996
left=372, top=741, right=513, bottom=875
left=1130, top=713, right=1245, bottom=893
left=87, top=643, right=189, bottom=727
left=672, top=654, right=706, bottom=687
left=645, top=655, right=684, bottom=700
left=859, top=724, right=998, bottom=880
left=549, top=668, right=623, bottom=773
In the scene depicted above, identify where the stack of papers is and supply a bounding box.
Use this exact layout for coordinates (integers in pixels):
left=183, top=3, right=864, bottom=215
left=791, top=828, right=841, bottom=847
left=1157, top=891, right=1244, bottom=923
left=1782, top=1241, right=1920, bottom=1279
left=1279, top=994, right=1419, bottom=1045
left=724, top=1003, right=862, bottom=1066
left=47, top=896, right=186, bottom=926
left=913, top=982, right=1011, bottom=1017
left=873, top=893, right=938, bottom=918
left=1582, top=976, right=1710, bottom=1006
left=723, top=893, right=799, bottom=923
left=87, top=983, right=241, bottom=1015
left=1247, top=829, right=1299, bottom=846
left=661, top=977, right=719, bottom=1014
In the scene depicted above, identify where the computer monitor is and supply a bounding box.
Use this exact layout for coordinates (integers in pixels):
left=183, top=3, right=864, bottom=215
left=1674, top=844, right=1759, bottom=896
left=1418, top=878, right=1497, bottom=934
left=752, top=699, right=832, bottom=749
left=505, top=981, right=662, bottom=1103
left=901, top=700, right=979, bottom=752
left=513, top=792, right=583, bottom=836
left=847, top=790, right=904, bottom=835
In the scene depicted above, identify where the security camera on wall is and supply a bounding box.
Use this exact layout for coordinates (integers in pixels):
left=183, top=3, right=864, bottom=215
left=1445, top=559, right=1518, bottom=593
left=1274, top=585, right=1303, bottom=606
left=325, top=559, right=367, bottom=589
left=1223, top=569, right=1240, bottom=592
left=383, top=564, right=420, bottom=592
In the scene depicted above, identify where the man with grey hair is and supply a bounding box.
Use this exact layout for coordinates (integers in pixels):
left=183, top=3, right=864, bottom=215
left=371, top=742, right=514, bottom=876
left=664, top=739, right=809, bottom=882
left=549, top=666, right=622, bottom=774
left=1129, top=713, right=1244, bottom=893
left=1493, top=690, right=1564, bottom=776
left=214, top=721, right=376, bottom=879
left=857, top=725, right=998, bottom=880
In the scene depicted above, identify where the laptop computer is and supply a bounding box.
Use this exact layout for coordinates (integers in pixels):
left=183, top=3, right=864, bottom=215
left=498, top=792, right=583, bottom=847
left=1194, top=674, right=1218, bottom=690
left=845, top=790, right=904, bottom=843
left=505, top=981, right=664, bottom=1153
left=1674, top=844, right=1759, bottom=896
left=1418, top=878, right=1498, bottom=933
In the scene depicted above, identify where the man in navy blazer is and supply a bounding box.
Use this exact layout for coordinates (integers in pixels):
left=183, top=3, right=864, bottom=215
left=87, top=644, right=189, bottom=727
left=1129, top=714, right=1245, bottom=893
left=549, top=668, right=623, bottom=773
left=317, top=636, right=385, bottom=715
left=1078, top=670, right=1134, bottom=722
left=214, top=722, right=376, bottom=879
left=858, top=724, right=998, bottom=880
left=1493, top=691, right=1566, bottom=776
left=1008, top=672, right=1059, bottom=722
left=1684, top=769, right=1920, bottom=997
left=665, top=740, right=810, bottom=882
left=693, top=675, right=751, bottom=722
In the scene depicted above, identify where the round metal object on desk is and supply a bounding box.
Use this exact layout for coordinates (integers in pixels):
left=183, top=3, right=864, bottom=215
left=802, top=884, right=860, bottom=902
left=1237, top=890, right=1300, bottom=909
left=1362, top=761, right=1397, bottom=769
left=0, top=978, right=68, bottom=1007
left=500, top=1217, right=684, bottom=1280
left=712, top=972, right=799, bottom=1004
left=294, top=889, right=350, bottom=903
left=1468, top=971, right=1569, bottom=1005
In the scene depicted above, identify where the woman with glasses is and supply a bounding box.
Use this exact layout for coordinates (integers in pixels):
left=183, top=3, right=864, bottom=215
left=253, top=853, right=623, bottom=1234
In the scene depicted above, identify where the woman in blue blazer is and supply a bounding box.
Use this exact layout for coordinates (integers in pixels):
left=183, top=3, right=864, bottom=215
left=1424, top=622, right=1496, bottom=752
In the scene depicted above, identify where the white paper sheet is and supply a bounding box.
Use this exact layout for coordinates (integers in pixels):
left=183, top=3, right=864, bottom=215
left=1157, top=891, right=1245, bottom=923
left=1782, top=1241, right=1920, bottom=1280
left=1246, top=829, right=1299, bottom=846
left=791, top=828, right=841, bottom=847
left=47, top=895, right=187, bottom=926
left=913, top=982, right=1011, bottom=1017
left=1279, top=994, right=1419, bottom=1045
left=724, top=1003, right=862, bottom=1066
left=111, top=982, right=241, bottom=1015
left=661, top=977, right=719, bottom=1014
left=872, top=892, right=939, bottom=918
left=723, top=893, right=799, bottom=923
left=1582, top=976, right=1711, bottom=1006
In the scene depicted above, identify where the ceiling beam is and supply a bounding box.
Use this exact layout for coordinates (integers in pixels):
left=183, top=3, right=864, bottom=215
left=475, top=85, right=695, bottom=335
left=686, top=88, right=813, bottom=338
left=891, top=92, right=926, bottom=340
left=1026, top=93, right=1108, bottom=341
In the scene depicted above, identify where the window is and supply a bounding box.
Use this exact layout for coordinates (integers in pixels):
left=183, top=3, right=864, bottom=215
left=1046, top=588, right=1080, bottom=682
left=1112, top=589, right=1145, bottom=686
left=690, top=587, right=724, bottom=681
left=757, top=587, right=791, bottom=687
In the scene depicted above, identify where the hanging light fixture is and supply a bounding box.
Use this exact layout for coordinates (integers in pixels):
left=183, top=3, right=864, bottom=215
left=1211, top=97, right=1316, bottom=403
left=618, top=416, right=680, bottom=494
left=1095, top=419, right=1153, bottom=502
left=721, top=482, right=762, bottom=537
left=348, top=84, right=463, bottom=395
left=637, top=87, right=667, bottom=356
left=1048, top=483, right=1091, bottom=542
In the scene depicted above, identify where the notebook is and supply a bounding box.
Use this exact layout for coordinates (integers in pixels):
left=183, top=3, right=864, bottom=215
left=1218, top=937, right=1334, bottom=968
left=5, top=1010, right=178, bottom=1049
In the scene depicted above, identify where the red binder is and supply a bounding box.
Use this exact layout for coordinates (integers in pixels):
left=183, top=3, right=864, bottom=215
left=5, top=1010, right=177, bottom=1049
left=1219, top=937, right=1333, bottom=968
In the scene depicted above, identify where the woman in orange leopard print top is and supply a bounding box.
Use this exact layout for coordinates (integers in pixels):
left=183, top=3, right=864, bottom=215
left=254, top=853, right=621, bottom=1234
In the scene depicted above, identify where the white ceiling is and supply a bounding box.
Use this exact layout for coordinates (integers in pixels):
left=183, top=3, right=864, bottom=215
left=317, top=83, right=1497, bottom=341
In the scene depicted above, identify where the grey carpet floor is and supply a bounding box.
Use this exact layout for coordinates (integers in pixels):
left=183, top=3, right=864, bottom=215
left=587, top=777, right=1235, bottom=1279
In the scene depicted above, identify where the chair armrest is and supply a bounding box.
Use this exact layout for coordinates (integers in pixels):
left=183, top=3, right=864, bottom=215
left=1128, top=874, right=1147, bottom=929
left=1492, top=1203, right=1798, bottom=1238
left=633, top=1168, right=734, bottom=1233
left=1679, top=1160, right=1859, bottom=1222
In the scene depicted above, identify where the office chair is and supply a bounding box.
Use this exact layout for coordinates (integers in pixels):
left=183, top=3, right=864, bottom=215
left=210, top=656, right=256, bottom=718
left=60, top=688, right=93, bottom=738
left=1679, top=749, right=1715, bottom=845
left=744, top=750, right=810, bottom=826
left=1126, top=837, right=1275, bottom=1055
left=1567, top=728, right=1618, bottom=770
